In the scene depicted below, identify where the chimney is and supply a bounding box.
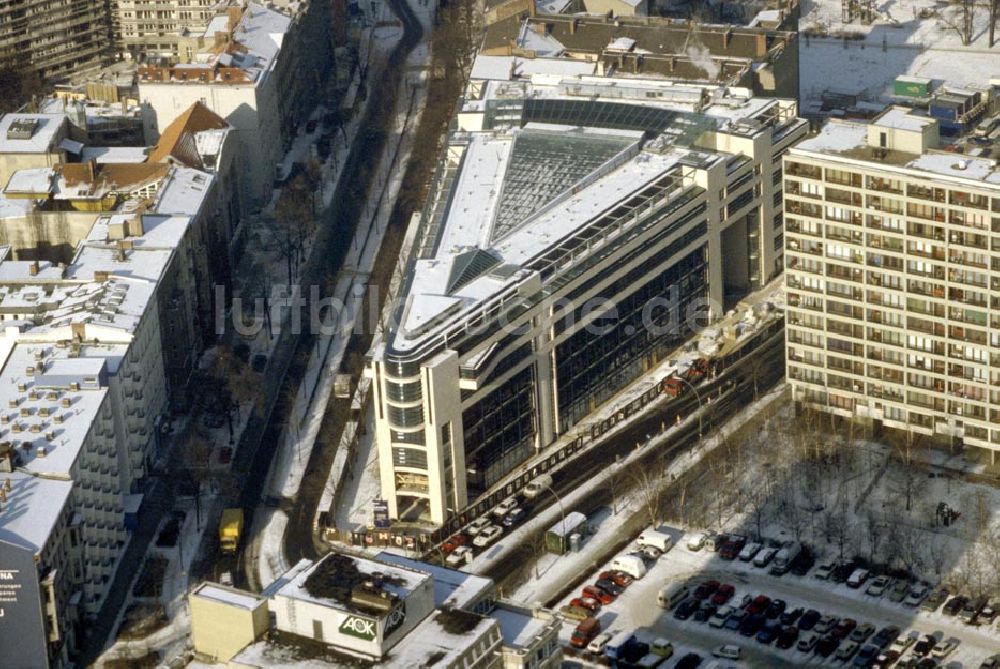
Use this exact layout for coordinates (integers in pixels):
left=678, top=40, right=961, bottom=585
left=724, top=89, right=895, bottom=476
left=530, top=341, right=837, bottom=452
left=71, top=322, right=86, bottom=342
left=94, top=270, right=111, bottom=282
left=28, top=261, right=39, bottom=276
left=570, top=18, right=578, bottom=34
left=128, top=214, right=145, bottom=237
left=723, top=29, right=732, bottom=49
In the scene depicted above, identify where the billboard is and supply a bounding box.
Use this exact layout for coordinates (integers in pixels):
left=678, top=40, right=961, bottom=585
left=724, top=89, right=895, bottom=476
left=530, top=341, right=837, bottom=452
left=0, top=540, right=49, bottom=669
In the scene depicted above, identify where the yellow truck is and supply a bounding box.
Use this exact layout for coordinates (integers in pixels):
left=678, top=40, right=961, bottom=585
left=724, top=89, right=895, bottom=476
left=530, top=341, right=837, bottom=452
left=219, top=508, right=244, bottom=554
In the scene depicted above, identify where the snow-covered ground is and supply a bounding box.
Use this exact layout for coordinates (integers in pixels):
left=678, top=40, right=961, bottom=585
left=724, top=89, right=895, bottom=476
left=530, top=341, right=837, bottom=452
left=556, top=538, right=1000, bottom=668
left=798, top=0, right=1000, bottom=108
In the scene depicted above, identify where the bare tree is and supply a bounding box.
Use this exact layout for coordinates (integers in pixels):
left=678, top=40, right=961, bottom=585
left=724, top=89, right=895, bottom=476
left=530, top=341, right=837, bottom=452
left=629, top=457, right=668, bottom=528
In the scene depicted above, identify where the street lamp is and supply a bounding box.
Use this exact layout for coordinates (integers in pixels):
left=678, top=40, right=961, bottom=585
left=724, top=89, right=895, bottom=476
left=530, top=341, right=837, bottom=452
left=543, top=482, right=568, bottom=552
left=676, top=376, right=704, bottom=439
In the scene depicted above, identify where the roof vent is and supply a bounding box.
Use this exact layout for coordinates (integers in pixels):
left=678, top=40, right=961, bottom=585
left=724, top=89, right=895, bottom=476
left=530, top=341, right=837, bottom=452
left=37, top=446, right=46, bottom=458
left=7, top=118, right=39, bottom=140
left=953, top=160, right=967, bottom=171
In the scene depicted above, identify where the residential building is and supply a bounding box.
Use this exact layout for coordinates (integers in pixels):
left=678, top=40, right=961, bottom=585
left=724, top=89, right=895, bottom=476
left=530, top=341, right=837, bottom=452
left=783, top=106, right=1000, bottom=462
left=0, top=0, right=109, bottom=82
left=113, top=0, right=224, bottom=62
left=0, top=114, right=76, bottom=190
left=370, top=60, right=807, bottom=524
left=137, top=1, right=333, bottom=208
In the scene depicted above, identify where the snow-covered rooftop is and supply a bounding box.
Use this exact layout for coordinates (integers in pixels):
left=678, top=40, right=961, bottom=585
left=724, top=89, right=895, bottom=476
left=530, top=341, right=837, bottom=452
left=470, top=55, right=597, bottom=81
left=193, top=583, right=265, bottom=610
left=374, top=552, right=494, bottom=608
left=154, top=168, right=214, bottom=216
left=873, top=106, right=935, bottom=132
left=0, top=114, right=66, bottom=154
left=490, top=605, right=550, bottom=649
left=0, top=472, right=72, bottom=552
left=79, top=147, right=149, bottom=164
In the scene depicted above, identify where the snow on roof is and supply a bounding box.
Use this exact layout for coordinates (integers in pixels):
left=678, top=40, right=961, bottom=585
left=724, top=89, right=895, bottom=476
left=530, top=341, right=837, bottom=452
left=154, top=168, right=214, bottom=216
left=231, top=3, right=291, bottom=84
left=517, top=20, right=566, bottom=57
left=374, top=552, right=494, bottom=608
left=4, top=168, right=54, bottom=194
left=607, top=37, right=637, bottom=51
left=793, top=119, right=869, bottom=154
left=0, top=114, right=65, bottom=154
left=534, top=0, right=573, bottom=12
left=0, top=473, right=72, bottom=552
left=0, top=195, right=32, bottom=220
left=547, top=510, right=587, bottom=537
left=470, top=55, right=597, bottom=81
left=873, top=107, right=934, bottom=132
left=194, top=128, right=228, bottom=158
left=0, top=344, right=109, bottom=478
left=80, top=147, right=149, bottom=164
left=382, top=612, right=498, bottom=669
left=193, top=583, right=265, bottom=610
left=271, top=553, right=431, bottom=613
left=906, top=154, right=997, bottom=182
left=489, top=605, right=549, bottom=648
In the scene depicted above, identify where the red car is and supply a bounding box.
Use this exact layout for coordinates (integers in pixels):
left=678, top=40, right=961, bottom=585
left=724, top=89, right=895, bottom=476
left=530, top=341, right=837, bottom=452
left=745, top=595, right=771, bottom=615
left=831, top=618, right=857, bottom=640
left=570, top=596, right=602, bottom=614
left=692, top=580, right=720, bottom=600
left=711, top=584, right=736, bottom=605
left=582, top=585, right=615, bottom=605
left=599, top=570, right=634, bottom=588
left=441, top=534, right=467, bottom=554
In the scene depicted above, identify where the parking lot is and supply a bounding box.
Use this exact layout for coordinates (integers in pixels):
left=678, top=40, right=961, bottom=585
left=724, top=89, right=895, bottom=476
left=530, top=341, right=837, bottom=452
left=557, top=529, right=1000, bottom=668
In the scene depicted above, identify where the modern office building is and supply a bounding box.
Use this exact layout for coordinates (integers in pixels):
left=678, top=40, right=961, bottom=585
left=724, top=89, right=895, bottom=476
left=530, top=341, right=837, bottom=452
left=783, top=105, right=1000, bottom=461
left=112, top=0, right=223, bottom=62
left=370, top=61, right=807, bottom=524
left=0, top=0, right=109, bottom=82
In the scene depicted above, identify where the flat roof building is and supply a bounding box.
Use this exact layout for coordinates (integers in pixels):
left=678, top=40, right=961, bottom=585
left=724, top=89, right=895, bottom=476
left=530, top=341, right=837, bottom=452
left=370, top=57, right=807, bottom=524
left=783, top=105, right=1000, bottom=460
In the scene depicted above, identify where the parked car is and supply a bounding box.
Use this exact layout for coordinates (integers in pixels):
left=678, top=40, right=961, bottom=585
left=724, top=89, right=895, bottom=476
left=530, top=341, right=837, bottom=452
left=889, top=631, right=918, bottom=654
left=501, top=507, right=527, bottom=527
left=560, top=603, right=590, bottom=621
left=853, top=644, right=880, bottom=668
left=847, top=568, right=870, bottom=588
left=492, top=496, right=519, bottom=518
left=738, top=542, right=761, bottom=561
left=813, top=614, right=839, bottom=635
left=798, top=609, right=822, bottom=630
left=776, top=625, right=799, bottom=649
left=764, top=598, right=786, bottom=619
left=831, top=618, right=857, bottom=639
left=979, top=600, right=999, bottom=623
left=739, top=614, right=766, bottom=637
left=472, top=524, right=503, bottom=547
left=724, top=610, right=748, bottom=631
left=692, top=580, right=720, bottom=600
left=686, top=532, right=707, bottom=551
left=943, top=595, right=968, bottom=616
left=871, top=625, right=900, bottom=649
left=912, top=635, right=936, bottom=657
left=466, top=516, right=492, bottom=536
left=673, top=598, right=699, bottom=620
left=570, top=596, right=601, bottom=614
left=719, top=535, right=748, bottom=560
left=979, top=653, right=1000, bottom=669
left=866, top=575, right=892, bottom=597
left=599, top=570, right=634, bottom=588
left=780, top=607, right=804, bottom=625
left=637, top=528, right=674, bottom=553
left=523, top=474, right=553, bottom=499
left=709, top=605, right=734, bottom=628
left=887, top=579, right=911, bottom=603
left=693, top=601, right=718, bottom=623
left=959, top=595, right=988, bottom=623
left=755, top=621, right=781, bottom=644
left=711, top=584, right=735, bottom=606
left=931, top=639, right=957, bottom=659
left=904, top=583, right=930, bottom=607
left=570, top=618, right=602, bottom=649
left=445, top=545, right=473, bottom=565
left=638, top=545, right=662, bottom=561
left=587, top=631, right=613, bottom=654
left=875, top=649, right=901, bottom=668
left=921, top=587, right=949, bottom=612
left=797, top=632, right=819, bottom=652
left=712, top=645, right=741, bottom=660
left=582, top=585, right=615, bottom=605
left=836, top=641, right=861, bottom=661
left=744, top=595, right=771, bottom=615
left=595, top=578, right=624, bottom=597
left=791, top=548, right=816, bottom=576
left=752, top=547, right=777, bottom=567
left=675, top=653, right=702, bottom=669
left=816, top=634, right=840, bottom=657
left=832, top=561, right=856, bottom=583
left=650, top=638, right=674, bottom=658
left=850, top=623, right=875, bottom=643
left=441, top=533, right=467, bottom=553
left=814, top=560, right=836, bottom=580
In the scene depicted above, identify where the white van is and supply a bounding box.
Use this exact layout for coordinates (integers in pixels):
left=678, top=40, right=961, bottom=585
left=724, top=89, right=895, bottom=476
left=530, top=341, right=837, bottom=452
left=657, top=583, right=689, bottom=609
left=523, top=474, right=553, bottom=499
left=610, top=554, right=647, bottom=580
left=603, top=630, right=637, bottom=662
left=638, top=528, right=674, bottom=553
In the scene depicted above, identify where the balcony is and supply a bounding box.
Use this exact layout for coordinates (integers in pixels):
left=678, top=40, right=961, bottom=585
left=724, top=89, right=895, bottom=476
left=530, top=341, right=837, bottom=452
left=868, top=196, right=903, bottom=214
left=907, top=318, right=945, bottom=337
left=826, top=188, right=862, bottom=207
left=906, top=184, right=946, bottom=203
left=906, top=245, right=945, bottom=261
left=786, top=162, right=822, bottom=179
left=948, top=231, right=988, bottom=249
left=866, top=176, right=903, bottom=194
left=786, top=201, right=823, bottom=218
left=948, top=288, right=987, bottom=308
left=948, top=269, right=988, bottom=288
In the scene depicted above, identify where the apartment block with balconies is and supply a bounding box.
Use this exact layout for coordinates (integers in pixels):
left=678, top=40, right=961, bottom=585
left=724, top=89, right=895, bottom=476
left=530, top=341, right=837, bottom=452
left=784, top=106, right=1000, bottom=461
